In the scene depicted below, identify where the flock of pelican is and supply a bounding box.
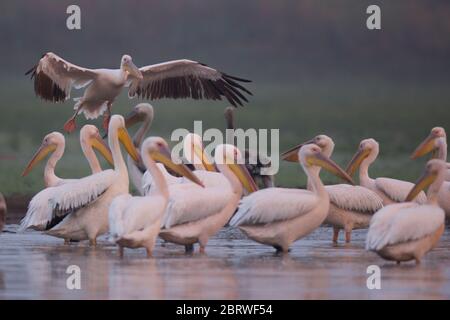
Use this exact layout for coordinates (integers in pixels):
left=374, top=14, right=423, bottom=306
left=5, top=52, right=449, bottom=265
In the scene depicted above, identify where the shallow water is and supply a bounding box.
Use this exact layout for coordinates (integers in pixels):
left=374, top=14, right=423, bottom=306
left=1, top=224, right=450, bottom=300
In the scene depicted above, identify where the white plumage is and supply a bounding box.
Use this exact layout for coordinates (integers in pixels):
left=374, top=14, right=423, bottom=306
left=230, top=188, right=316, bottom=226
left=375, top=178, right=426, bottom=204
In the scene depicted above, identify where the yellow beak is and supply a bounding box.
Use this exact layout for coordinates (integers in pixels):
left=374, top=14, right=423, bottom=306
left=281, top=139, right=315, bottom=162
left=228, top=163, right=259, bottom=193
left=90, top=135, right=114, bottom=167
left=411, top=133, right=437, bottom=160
left=406, top=169, right=437, bottom=201
left=118, top=127, right=140, bottom=163
left=193, top=144, right=217, bottom=172
left=150, top=146, right=204, bottom=187
left=22, top=143, right=56, bottom=177
left=345, top=148, right=371, bottom=177
left=125, top=61, right=143, bottom=80
left=308, top=152, right=355, bottom=185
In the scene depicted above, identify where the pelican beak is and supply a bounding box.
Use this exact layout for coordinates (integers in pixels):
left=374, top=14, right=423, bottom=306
left=150, top=146, right=204, bottom=187
left=411, top=133, right=437, bottom=160
left=281, top=139, right=315, bottom=162
left=228, top=162, right=259, bottom=193
left=345, top=148, right=371, bottom=177
left=90, top=134, right=114, bottom=166
left=193, top=144, right=217, bottom=172
left=308, top=152, right=355, bottom=185
left=406, top=168, right=437, bottom=201
left=126, top=61, right=143, bottom=80
left=22, top=142, right=56, bottom=176
left=118, top=127, right=140, bottom=163
left=124, top=109, right=141, bottom=129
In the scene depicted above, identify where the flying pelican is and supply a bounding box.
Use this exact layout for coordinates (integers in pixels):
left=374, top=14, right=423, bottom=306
left=224, top=106, right=274, bottom=188
left=20, top=115, right=139, bottom=245
left=346, top=138, right=426, bottom=205
left=0, top=193, right=6, bottom=232
left=230, top=144, right=354, bottom=253
left=281, top=135, right=383, bottom=243
left=411, top=127, right=450, bottom=218
left=21, top=125, right=113, bottom=188
left=159, top=144, right=258, bottom=253
left=366, top=159, right=446, bottom=264
left=123, top=103, right=154, bottom=195
left=109, top=137, right=204, bottom=258
left=26, top=52, right=252, bottom=133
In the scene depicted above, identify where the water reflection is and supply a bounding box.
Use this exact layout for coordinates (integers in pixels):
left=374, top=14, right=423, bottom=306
left=1, top=226, right=450, bottom=299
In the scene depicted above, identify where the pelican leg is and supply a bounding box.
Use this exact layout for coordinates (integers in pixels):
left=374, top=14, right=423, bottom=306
left=63, top=106, right=82, bottom=133
left=89, top=238, right=97, bottom=247
left=118, top=246, right=124, bottom=258
left=102, top=102, right=113, bottom=131
left=345, top=230, right=352, bottom=243
left=64, top=239, right=70, bottom=245
left=146, top=247, right=153, bottom=258
left=333, top=227, right=340, bottom=243
left=199, top=245, right=206, bottom=254
left=185, top=244, right=194, bottom=254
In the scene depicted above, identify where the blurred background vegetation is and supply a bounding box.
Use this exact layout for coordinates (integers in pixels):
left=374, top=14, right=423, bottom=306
left=0, top=0, right=449, bottom=198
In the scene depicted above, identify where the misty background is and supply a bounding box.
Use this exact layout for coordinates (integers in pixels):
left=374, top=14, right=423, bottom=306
left=0, top=0, right=449, bottom=196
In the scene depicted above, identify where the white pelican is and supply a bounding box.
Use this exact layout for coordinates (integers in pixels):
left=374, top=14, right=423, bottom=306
left=109, top=137, right=204, bottom=257
left=230, top=144, right=354, bottom=253
left=26, top=52, right=252, bottom=132
left=123, top=103, right=154, bottom=195
left=159, top=144, right=258, bottom=253
left=0, top=192, right=6, bottom=232
left=366, top=159, right=446, bottom=264
left=224, top=106, right=275, bottom=188
left=282, top=135, right=383, bottom=243
left=21, top=125, right=113, bottom=187
left=411, top=127, right=450, bottom=218
left=20, top=115, right=139, bottom=246
left=346, top=138, right=426, bottom=205
left=142, top=133, right=223, bottom=195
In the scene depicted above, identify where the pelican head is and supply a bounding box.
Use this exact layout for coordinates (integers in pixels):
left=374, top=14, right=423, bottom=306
left=121, top=54, right=143, bottom=80
left=124, top=103, right=154, bottom=128
left=411, top=127, right=446, bottom=160
left=22, top=132, right=64, bottom=176
left=282, top=134, right=334, bottom=162
left=183, top=133, right=217, bottom=172
left=406, top=159, right=447, bottom=201
left=345, top=138, right=379, bottom=177
left=109, top=115, right=140, bottom=162
left=299, top=144, right=354, bottom=185
left=80, top=125, right=114, bottom=166
left=143, top=137, right=204, bottom=187
left=214, top=144, right=258, bottom=193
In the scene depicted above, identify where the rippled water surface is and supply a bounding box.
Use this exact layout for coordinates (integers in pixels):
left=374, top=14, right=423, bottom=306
left=1, top=223, right=450, bottom=299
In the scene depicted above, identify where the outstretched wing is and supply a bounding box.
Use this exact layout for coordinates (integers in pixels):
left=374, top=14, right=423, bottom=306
left=128, top=59, right=252, bottom=107
left=26, top=52, right=98, bottom=102
left=230, top=188, right=318, bottom=226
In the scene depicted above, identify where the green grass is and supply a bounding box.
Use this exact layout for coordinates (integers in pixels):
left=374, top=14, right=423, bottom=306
left=0, top=77, right=449, bottom=196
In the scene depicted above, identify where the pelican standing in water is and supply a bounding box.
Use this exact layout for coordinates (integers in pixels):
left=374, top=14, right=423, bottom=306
left=282, top=135, right=383, bottom=243
left=123, top=103, right=154, bottom=195
left=224, top=106, right=274, bottom=188
left=26, top=53, right=252, bottom=132
left=109, top=137, right=204, bottom=257
left=22, top=125, right=113, bottom=188
left=411, top=127, right=450, bottom=218
left=159, top=144, right=258, bottom=253
left=346, top=138, right=426, bottom=205
left=0, top=193, right=6, bottom=232
left=21, top=115, right=139, bottom=245
left=230, top=144, right=354, bottom=253
left=366, top=159, right=446, bottom=264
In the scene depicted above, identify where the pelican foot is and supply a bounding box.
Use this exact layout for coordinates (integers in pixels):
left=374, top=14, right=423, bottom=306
left=89, top=239, right=97, bottom=247
left=63, top=118, right=77, bottom=133
left=345, top=231, right=351, bottom=243
left=332, top=228, right=340, bottom=243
